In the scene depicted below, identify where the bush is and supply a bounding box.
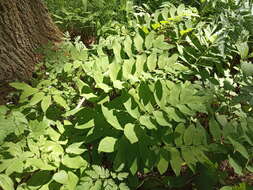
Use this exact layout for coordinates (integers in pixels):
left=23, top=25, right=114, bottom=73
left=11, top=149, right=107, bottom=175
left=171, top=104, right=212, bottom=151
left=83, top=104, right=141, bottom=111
left=0, top=0, right=253, bottom=189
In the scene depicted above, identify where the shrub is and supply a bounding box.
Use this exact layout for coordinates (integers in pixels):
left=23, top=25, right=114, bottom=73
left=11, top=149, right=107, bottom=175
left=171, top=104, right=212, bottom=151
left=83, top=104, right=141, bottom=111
left=1, top=1, right=253, bottom=189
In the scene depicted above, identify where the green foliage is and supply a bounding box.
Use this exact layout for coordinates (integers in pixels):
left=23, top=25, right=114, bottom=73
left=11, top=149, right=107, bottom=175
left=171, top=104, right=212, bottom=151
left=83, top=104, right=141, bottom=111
left=1, top=0, right=253, bottom=189
left=221, top=183, right=253, bottom=190
left=43, top=0, right=133, bottom=39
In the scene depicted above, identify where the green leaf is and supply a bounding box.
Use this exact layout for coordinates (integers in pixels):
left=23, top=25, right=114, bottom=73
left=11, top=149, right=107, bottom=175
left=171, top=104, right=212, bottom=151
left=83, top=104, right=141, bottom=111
left=176, top=105, right=194, bottom=116
left=167, top=85, right=180, bottom=106
left=124, top=36, right=133, bottom=58
left=241, top=62, right=253, bottom=76
left=209, top=118, right=222, bottom=141
left=158, top=52, right=169, bottom=69
left=101, top=105, right=123, bottom=130
left=147, top=52, right=157, bottom=71
left=10, top=82, right=39, bottom=100
left=228, top=137, right=249, bottom=159
left=124, top=123, right=138, bottom=144
left=96, top=83, right=112, bottom=93
left=165, top=107, right=185, bottom=122
left=109, top=61, right=121, bottom=81
left=130, top=157, right=138, bottom=175
left=236, top=42, right=249, bottom=59
left=62, top=155, right=87, bottom=169
left=153, top=35, right=174, bottom=50
left=0, top=106, right=8, bottom=115
left=192, top=147, right=210, bottom=164
left=0, top=174, right=14, bottom=190
left=145, top=32, right=155, bottom=49
left=30, top=92, right=45, bottom=106
left=41, top=96, right=52, bottom=113
left=183, top=125, right=195, bottom=146
left=98, top=137, right=118, bottom=153
left=27, top=158, right=55, bottom=170
left=117, top=172, right=129, bottom=180
left=181, top=147, right=196, bottom=168
left=119, top=183, right=130, bottom=190
left=193, top=125, right=206, bottom=145
left=113, top=80, right=125, bottom=90
left=157, top=153, right=168, bottom=174
left=5, top=159, right=23, bottom=175
left=228, top=155, right=243, bottom=175
left=67, top=172, right=79, bottom=190
left=75, top=119, right=94, bottom=129
left=246, top=165, right=253, bottom=173
left=174, top=123, right=185, bottom=146
left=26, top=170, right=51, bottom=188
left=53, top=170, right=68, bottom=184
left=180, top=28, right=193, bottom=36
left=139, top=115, right=157, bottom=130
left=53, top=95, right=69, bottom=110
left=85, top=170, right=99, bottom=179
left=153, top=111, right=170, bottom=126
left=152, top=23, right=161, bottom=30
left=215, top=114, right=227, bottom=127
left=113, top=39, right=122, bottom=62
left=90, top=180, right=102, bottom=190
left=123, top=97, right=140, bottom=119
left=64, top=62, right=73, bottom=73
left=82, top=0, right=88, bottom=11
left=154, top=80, right=167, bottom=109
left=167, top=54, right=178, bottom=65
left=66, top=142, right=86, bottom=155
left=168, top=147, right=183, bottom=176
left=10, top=82, right=33, bottom=91
left=177, top=4, right=185, bottom=15
left=134, top=33, right=144, bottom=52
left=220, top=186, right=233, bottom=190
left=123, top=58, right=135, bottom=80
left=135, top=54, right=147, bottom=76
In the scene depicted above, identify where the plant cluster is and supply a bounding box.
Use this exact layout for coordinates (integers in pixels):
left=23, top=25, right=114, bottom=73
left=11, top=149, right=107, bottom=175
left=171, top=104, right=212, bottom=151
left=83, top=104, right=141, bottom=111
left=1, top=0, right=253, bottom=189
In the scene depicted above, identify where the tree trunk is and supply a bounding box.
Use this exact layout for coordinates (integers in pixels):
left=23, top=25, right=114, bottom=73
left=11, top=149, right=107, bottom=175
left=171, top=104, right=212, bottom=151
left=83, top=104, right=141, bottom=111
left=0, top=0, right=62, bottom=82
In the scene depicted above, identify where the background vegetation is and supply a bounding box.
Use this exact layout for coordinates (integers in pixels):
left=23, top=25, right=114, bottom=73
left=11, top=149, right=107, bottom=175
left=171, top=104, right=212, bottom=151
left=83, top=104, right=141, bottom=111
left=0, top=0, right=253, bottom=189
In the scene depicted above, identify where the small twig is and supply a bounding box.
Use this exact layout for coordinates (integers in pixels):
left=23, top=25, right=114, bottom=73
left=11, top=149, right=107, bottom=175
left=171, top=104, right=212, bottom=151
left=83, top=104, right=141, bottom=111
left=75, top=97, right=85, bottom=109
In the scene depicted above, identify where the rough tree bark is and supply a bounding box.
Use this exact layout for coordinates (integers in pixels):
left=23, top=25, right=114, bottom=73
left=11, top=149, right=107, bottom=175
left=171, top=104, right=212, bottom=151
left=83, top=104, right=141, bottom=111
left=0, top=0, right=62, bottom=82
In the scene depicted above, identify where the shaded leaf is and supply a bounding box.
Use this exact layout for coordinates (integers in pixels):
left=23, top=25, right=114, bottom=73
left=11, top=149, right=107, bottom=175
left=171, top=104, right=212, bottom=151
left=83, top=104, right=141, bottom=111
left=228, top=137, right=249, bottom=159
left=157, top=153, right=168, bottom=174
left=228, top=155, right=243, bottom=175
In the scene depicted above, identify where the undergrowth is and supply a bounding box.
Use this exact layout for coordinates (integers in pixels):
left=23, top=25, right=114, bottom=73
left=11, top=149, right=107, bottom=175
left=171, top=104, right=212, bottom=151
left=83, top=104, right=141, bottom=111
left=1, top=0, right=253, bottom=190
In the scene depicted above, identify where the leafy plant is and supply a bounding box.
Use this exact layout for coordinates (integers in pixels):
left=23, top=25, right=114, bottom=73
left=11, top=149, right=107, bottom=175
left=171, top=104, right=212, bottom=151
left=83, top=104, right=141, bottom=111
left=1, top=0, right=253, bottom=189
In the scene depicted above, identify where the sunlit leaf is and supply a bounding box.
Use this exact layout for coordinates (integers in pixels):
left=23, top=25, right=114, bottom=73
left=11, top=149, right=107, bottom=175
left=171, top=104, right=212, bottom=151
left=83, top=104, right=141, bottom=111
left=101, top=105, right=123, bottom=130
left=98, top=137, right=118, bottom=153
left=41, top=96, right=52, bottom=113
left=53, top=170, right=68, bottom=184
left=62, top=155, right=87, bottom=169
left=124, top=123, right=138, bottom=144
left=134, top=33, right=144, bottom=52
left=0, top=174, right=14, bottom=190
